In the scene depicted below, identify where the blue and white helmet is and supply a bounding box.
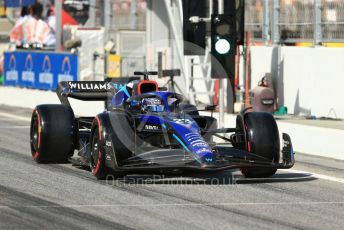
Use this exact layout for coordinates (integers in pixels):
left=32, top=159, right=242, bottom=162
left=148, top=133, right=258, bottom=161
left=141, top=98, right=165, bottom=113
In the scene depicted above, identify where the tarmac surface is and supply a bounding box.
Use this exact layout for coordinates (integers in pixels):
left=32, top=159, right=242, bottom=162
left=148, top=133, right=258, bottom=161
left=0, top=105, right=343, bottom=230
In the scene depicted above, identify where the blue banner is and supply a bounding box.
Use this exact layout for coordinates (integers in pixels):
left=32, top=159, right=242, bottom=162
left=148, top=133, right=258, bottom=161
left=3, top=51, right=78, bottom=91
left=5, top=0, right=35, bottom=7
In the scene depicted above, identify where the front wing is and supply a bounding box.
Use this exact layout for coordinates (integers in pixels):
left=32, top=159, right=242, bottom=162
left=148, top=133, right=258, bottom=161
left=115, top=133, right=295, bottom=173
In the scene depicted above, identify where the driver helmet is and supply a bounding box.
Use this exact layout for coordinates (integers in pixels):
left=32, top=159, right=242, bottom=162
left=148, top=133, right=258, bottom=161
left=141, top=98, right=165, bottom=113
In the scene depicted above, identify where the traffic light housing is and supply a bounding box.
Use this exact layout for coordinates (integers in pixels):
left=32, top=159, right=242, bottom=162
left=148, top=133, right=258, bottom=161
left=234, top=0, right=245, bottom=45
left=182, top=0, right=207, bottom=55
left=211, top=14, right=236, bottom=79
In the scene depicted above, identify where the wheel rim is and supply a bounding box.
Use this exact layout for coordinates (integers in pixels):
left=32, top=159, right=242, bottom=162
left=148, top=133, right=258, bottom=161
left=30, top=112, right=40, bottom=157
left=90, top=127, right=100, bottom=169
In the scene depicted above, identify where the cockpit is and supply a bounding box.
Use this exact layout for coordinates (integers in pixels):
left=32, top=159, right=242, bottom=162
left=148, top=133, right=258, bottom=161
left=126, top=92, right=186, bottom=114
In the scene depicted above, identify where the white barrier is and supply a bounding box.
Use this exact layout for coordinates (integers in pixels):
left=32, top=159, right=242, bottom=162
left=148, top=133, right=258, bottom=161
left=0, top=86, right=104, bottom=117
left=277, top=121, right=344, bottom=160
left=250, top=46, right=344, bottom=119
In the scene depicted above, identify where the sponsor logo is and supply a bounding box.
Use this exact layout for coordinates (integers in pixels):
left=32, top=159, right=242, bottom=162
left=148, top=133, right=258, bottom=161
left=205, top=157, right=213, bottom=162
left=22, top=54, right=35, bottom=83
left=39, top=55, right=53, bottom=86
left=173, top=118, right=192, bottom=124
left=144, top=125, right=159, bottom=130
left=58, top=56, right=74, bottom=82
left=196, top=148, right=211, bottom=154
left=190, top=140, right=208, bottom=147
left=185, top=133, right=210, bottom=148
left=172, top=118, right=193, bottom=128
left=68, top=82, right=111, bottom=90
left=111, top=83, right=127, bottom=91
left=261, top=99, right=274, bottom=105
left=6, top=54, right=18, bottom=82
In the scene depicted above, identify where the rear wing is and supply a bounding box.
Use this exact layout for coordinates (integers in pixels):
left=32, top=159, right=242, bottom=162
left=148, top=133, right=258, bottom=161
left=57, top=77, right=140, bottom=106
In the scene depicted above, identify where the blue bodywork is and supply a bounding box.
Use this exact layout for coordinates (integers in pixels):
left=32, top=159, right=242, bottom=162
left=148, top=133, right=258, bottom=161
left=109, top=83, right=214, bottom=165
left=53, top=79, right=295, bottom=175
left=137, top=113, right=214, bottom=164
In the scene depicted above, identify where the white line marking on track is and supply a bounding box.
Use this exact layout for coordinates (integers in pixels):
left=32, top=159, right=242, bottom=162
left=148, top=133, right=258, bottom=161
left=0, top=112, right=31, bottom=122
left=0, top=126, right=30, bottom=129
left=0, top=201, right=343, bottom=209
left=281, top=169, right=344, bottom=184
left=0, top=118, right=19, bottom=121
left=234, top=175, right=311, bottom=181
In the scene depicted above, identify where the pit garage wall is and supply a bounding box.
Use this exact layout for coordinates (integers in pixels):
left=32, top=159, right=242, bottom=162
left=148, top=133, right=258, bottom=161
left=251, top=46, right=344, bottom=119
left=146, top=0, right=185, bottom=93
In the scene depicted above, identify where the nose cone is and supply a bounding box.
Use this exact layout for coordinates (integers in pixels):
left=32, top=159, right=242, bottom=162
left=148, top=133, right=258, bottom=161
left=169, top=118, right=214, bottom=164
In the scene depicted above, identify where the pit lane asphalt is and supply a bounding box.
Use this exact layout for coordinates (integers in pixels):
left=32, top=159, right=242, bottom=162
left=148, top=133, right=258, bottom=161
left=0, top=105, right=343, bottom=230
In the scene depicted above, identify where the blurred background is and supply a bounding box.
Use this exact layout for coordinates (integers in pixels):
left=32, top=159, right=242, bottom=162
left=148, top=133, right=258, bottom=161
left=0, top=0, right=344, bottom=120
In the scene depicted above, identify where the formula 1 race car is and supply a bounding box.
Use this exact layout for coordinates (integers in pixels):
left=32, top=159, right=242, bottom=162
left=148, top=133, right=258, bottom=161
left=30, top=71, right=295, bottom=179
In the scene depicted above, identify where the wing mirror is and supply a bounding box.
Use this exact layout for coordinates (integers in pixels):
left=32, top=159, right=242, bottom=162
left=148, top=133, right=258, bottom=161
left=205, top=105, right=217, bottom=111
left=158, top=87, right=168, bottom=91
left=205, top=104, right=217, bottom=117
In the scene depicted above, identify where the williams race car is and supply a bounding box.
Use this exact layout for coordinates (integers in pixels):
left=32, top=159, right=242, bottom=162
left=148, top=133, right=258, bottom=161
left=30, top=71, right=294, bottom=179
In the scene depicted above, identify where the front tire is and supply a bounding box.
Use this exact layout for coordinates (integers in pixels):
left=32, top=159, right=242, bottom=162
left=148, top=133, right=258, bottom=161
left=90, top=120, right=108, bottom=179
left=237, top=112, right=280, bottom=178
left=30, top=105, right=76, bottom=163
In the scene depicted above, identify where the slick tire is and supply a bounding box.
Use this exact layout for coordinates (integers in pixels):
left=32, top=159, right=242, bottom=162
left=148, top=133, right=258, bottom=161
left=30, top=105, right=76, bottom=163
left=90, top=113, right=132, bottom=179
left=90, top=120, right=108, bottom=179
left=238, top=112, right=280, bottom=178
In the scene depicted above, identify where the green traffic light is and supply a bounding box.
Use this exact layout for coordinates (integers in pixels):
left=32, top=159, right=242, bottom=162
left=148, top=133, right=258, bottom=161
left=215, top=39, right=231, bottom=54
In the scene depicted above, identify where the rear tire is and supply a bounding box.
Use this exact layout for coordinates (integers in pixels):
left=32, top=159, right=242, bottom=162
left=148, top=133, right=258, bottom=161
left=30, top=105, right=76, bottom=163
left=238, top=112, right=280, bottom=178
